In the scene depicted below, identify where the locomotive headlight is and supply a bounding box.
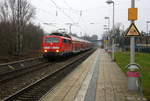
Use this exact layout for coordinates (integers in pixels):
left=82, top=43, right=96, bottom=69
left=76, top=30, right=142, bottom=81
left=56, top=50, right=59, bottom=52
left=44, top=50, right=48, bottom=52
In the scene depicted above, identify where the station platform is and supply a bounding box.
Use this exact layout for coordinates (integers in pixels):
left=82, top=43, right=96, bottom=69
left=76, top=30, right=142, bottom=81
left=41, top=49, right=147, bottom=101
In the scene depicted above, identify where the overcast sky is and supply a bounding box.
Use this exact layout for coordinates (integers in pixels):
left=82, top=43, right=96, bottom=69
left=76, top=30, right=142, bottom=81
left=29, top=0, right=150, bottom=39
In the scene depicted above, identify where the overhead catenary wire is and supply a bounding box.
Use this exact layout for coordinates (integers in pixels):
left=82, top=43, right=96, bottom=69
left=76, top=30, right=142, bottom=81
left=63, top=0, right=81, bottom=13
left=61, top=0, right=87, bottom=29
left=60, top=0, right=91, bottom=33
left=32, top=0, right=68, bottom=26
left=48, top=0, right=87, bottom=33
left=49, top=0, right=75, bottom=23
left=33, top=0, right=92, bottom=34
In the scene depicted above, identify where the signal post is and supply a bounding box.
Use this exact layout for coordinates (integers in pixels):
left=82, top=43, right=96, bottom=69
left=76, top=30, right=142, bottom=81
left=125, top=0, right=143, bottom=94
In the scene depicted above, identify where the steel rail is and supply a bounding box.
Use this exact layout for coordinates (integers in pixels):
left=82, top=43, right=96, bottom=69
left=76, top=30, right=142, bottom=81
left=0, top=56, right=42, bottom=66
left=0, top=57, right=44, bottom=75
left=0, top=62, right=50, bottom=83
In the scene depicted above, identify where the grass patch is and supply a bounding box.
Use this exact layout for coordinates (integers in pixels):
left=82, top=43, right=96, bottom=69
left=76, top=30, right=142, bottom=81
left=115, top=52, right=150, bottom=100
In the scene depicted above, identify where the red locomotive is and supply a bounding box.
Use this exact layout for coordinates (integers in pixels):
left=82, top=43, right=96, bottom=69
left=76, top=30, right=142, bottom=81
left=42, top=32, right=92, bottom=58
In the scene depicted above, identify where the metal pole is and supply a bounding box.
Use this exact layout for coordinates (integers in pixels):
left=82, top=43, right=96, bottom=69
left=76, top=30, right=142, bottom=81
left=147, top=22, right=150, bottom=35
left=128, top=0, right=144, bottom=94
left=16, top=0, right=20, bottom=56
left=113, top=3, right=115, bottom=29
left=112, top=2, right=115, bottom=61
left=105, top=17, right=110, bottom=50
left=108, top=18, right=110, bottom=31
left=69, top=24, right=72, bottom=35
left=108, top=18, right=110, bottom=49
left=130, top=0, right=135, bottom=64
left=147, top=25, right=150, bottom=36
left=147, top=22, right=148, bottom=35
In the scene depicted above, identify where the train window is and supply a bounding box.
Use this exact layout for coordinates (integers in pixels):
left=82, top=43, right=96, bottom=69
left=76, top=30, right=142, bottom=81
left=63, top=39, right=72, bottom=44
left=68, top=40, right=72, bottom=43
left=45, top=37, right=59, bottom=43
left=63, top=39, right=68, bottom=43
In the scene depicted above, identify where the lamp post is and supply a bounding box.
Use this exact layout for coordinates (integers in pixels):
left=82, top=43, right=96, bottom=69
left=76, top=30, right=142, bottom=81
left=146, top=21, right=150, bottom=35
left=103, top=25, right=108, bottom=30
left=106, top=0, right=115, bottom=61
left=104, top=17, right=110, bottom=50
left=104, top=16, right=110, bottom=31
left=103, top=25, right=108, bottom=50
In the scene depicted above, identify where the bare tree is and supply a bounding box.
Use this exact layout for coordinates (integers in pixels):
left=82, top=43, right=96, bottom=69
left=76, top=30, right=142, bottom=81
left=0, top=0, right=36, bottom=55
left=0, top=1, right=9, bottom=22
left=0, top=0, right=41, bottom=56
left=0, top=0, right=35, bottom=24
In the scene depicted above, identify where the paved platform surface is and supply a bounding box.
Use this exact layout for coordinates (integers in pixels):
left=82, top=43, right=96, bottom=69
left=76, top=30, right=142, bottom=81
left=41, top=49, right=147, bottom=101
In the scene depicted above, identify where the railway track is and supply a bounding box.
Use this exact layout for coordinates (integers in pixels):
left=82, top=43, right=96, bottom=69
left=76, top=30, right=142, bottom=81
left=0, top=62, right=50, bottom=83
left=0, top=57, right=47, bottom=83
left=2, top=50, right=94, bottom=101
left=0, top=57, right=43, bottom=74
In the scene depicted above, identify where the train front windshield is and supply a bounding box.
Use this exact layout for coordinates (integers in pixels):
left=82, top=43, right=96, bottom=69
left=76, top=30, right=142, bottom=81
left=45, top=37, right=60, bottom=43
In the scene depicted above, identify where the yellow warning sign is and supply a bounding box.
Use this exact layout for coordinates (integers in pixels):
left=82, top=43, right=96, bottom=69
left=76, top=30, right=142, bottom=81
left=125, top=23, right=140, bottom=37
left=128, top=8, right=138, bottom=20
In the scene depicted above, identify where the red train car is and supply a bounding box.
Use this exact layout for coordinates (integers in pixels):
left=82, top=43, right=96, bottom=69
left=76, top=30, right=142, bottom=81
left=71, top=36, right=92, bottom=53
left=42, top=32, right=92, bottom=58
